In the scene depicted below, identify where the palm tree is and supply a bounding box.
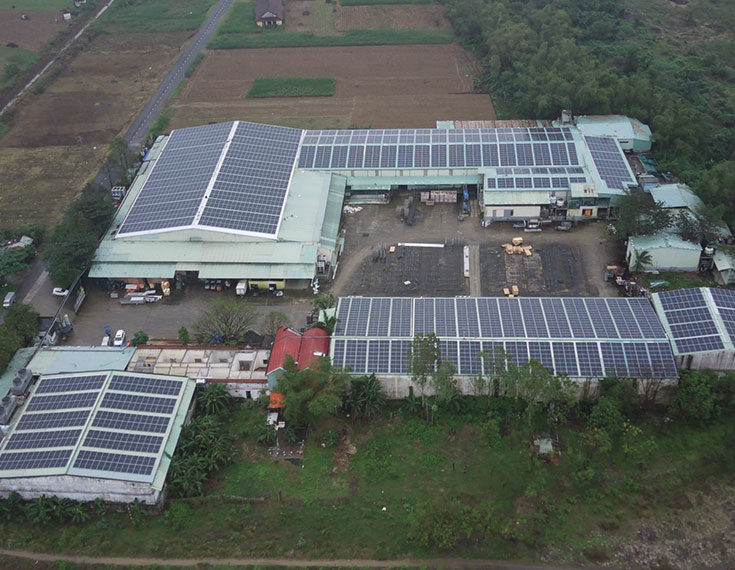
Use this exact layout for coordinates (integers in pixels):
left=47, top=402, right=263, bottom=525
left=349, top=374, right=386, bottom=420
left=69, top=502, right=90, bottom=524
left=197, top=384, right=232, bottom=416
left=632, top=249, right=653, bottom=274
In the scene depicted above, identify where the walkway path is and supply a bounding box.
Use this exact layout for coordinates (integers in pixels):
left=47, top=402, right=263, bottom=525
left=0, top=549, right=613, bottom=569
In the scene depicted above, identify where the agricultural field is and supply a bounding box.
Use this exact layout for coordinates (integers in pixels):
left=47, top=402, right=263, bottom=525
left=91, top=0, right=217, bottom=34
left=172, top=44, right=493, bottom=129
left=0, top=145, right=106, bottom=228
left=335, top=3, right=450, bottom=31
left=247, top=77, right=336, bottom=98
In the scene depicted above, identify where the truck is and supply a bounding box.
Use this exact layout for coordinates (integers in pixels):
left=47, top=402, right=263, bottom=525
left=236, top=280, right=248, bottom=295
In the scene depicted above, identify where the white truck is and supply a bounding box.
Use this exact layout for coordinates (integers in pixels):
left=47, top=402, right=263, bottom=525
left=235, top=280, right=248, bottom=295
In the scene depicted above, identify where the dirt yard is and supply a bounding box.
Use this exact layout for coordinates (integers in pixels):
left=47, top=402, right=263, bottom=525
left=334, top=3, right=450, bottom=31
left=331, top=200, right=626, bottom=298
left=172, top=44, right=492, bottom=129
left=0, top=31, right=189, bottom=148
left=0, top=145, right=106, bottom=227
left=0, top=10, right=66, bottom=50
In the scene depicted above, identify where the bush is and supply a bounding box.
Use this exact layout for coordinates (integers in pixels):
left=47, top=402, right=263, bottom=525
left=130, top=331, right=149, bottom=346
left=589, top=397, right=625, bottom=436
left=675, top=370, right=721, bottom=423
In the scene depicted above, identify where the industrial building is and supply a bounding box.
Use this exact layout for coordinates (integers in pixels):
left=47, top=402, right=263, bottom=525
left=330, top=296, right=678, bottom=398
left=90, top=115, right=645, bottom=287
left=651, top=288, right=735, bottom=371
left=0, top=370, right=196, bottom=504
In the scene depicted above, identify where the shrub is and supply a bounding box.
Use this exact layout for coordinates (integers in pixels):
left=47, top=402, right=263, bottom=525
left=675, top=370, right=720, bottom=423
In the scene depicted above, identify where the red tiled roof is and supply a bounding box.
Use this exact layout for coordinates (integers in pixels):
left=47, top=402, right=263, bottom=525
left=266, top=326, right=302, bottom=374
left=269, top=392, right=285, bottom=409
left=297, top=327, right=330, bottom=371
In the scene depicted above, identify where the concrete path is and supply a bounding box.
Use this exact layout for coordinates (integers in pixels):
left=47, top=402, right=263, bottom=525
left=469, top=244, right=481, bottom=296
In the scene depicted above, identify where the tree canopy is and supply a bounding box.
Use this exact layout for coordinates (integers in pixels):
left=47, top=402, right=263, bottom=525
left=191, top=299, right=260, bottom=345
left=613, top=191, right=671, bottom=237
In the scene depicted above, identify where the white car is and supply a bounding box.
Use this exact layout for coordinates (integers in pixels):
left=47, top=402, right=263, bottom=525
left=52, top=288, right=69, bottom=297
left=113, top=329, right=126, bottom=346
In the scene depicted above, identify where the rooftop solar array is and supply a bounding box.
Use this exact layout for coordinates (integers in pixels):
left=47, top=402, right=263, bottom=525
left=298, top=127, right=581, bottom=171
left=585, top=136, right=636, bottom=190
left=0, top=371, right=193, bottom=482
left=118, top=121, right=302, bottom=238
left=331, top=297, right=677, bottom=379
left=653, top=288, right=735, bottom=355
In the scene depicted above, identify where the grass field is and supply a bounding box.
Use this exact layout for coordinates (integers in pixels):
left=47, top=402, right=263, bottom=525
left=0, top=46, right=37, bottom=90
left=341, top=0, right=432, bottom=5
left=247, top=77, right=336, bottom=98
left=92, top=0, right=217, bottom=34
left=0, top=0, right=74, bottom=9
left=214, top=1, right=263, bottom=34
left=2, top=400, right=734, bottom=566
left=208, top=28, right=454, bottom=48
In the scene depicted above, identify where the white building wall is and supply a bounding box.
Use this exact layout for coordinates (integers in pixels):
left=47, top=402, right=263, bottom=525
left=676, top=350, right=735, bottom=371
left=484, top=205, right=541, bottom=219
left=0, top=475, right=162, bottom=504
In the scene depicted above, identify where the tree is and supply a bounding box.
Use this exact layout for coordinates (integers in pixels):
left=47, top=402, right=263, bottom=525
left=67, top=184, right=114, bottom=238
left=675, top=370, right=720, bottom=423
left=407, top=333, right=441, bottom=421
left=613, top=190, right=672, bottom=237
left=191, top=299, right=260, bottom=345
left=275, top=356, right=347, bottom=429
left=130, top=331, right=149, bottom=346
left=197, top=383, right=232, bottom=416
left=347, top=374, right=386, bottom=420
left=314, top=292, right=336, bottom=311
left=107, top=137, right=136, bottom=185
left=696, top=161, right=735, bottom=230
left=178, top=326, right=190, bottom=345
left=316, top=314, right=337, bottom=335
left=631, top=249, right=652, bottom=274
left=0, top=247, right=34, bottom=282
left=430, top=359, right=461, bottom=416
left=262, top=311, right=289, bottom=338
left=3, top=303, right=39, bottom=344
left=42, top=213, right=98, bottom=288
left=676, top=207, right=724, bottom=244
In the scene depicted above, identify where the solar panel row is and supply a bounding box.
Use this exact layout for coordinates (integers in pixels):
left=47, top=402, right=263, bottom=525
left=332, top=338, right=676, bottom=378
left=335, top=297, right=666, bottom=340
left=585, top=136, right=636, bottom=190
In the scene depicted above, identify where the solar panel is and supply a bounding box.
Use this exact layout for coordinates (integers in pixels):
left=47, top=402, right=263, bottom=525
left=367, top=298, right=391, bottom=337
left=481, top=341, right=505, bottom=374
left=331, top=146, right=348, bottom=169
left=585, top=135, right=636, bottom=190
left=576, top=342, right=603, bottom=377
left=431, top=145, right=447, bottom=167
left=600, top=343, right=627, bottom=376
left=347, top=145, right=365, bottom=168
left=646, top=343, right=678, bottom=378
left=504, top=341, right=529, bottom=365
left=606, top=299, right=643, bottom=339
left=331, top=339, right=345, bottom=368
left=564, top=298, right=595, bottom=338
left=0, top=449, right=72, bottom=471
left=414, top=298, right=435, bottom=335
left=434, top=299, right=457, bottom=337
left=519, top=298, right=548, bottom=338
left=528, top=341, right=554, bottom=369
left=458, top=340, right=482, bottom=375
left=298, top=145, right=316, bottom=168
left=82, top=430, right=164, bottom=454
left=624, top=343, right=652, bottom=377
left=389, top=340, right=409, bottom=374
left=5, top=429, right=82, bottom=450
left=456, top=298, right=480, bottom=337
left=440, top=340, right=459, bottom=367
left=109, top=375, right=182, bottom=396
left=35, top=375, right=106, bottom=394
left=101, top=393, right=177, bottom=415
left=498, top=299, right=525, bottom=336
left=552, top=342, right=578, bottom=376
left=26, top=391, right=99, bottom=412
left=675, top=335, right=724, bottom=353
left=669, top=321, right=719, bottom=339
left=73, top=450, right=156, bottom=476
left=390, top=298, right=412, bottom=337
left=414, top=145, right=430, bottom=168
left=92, top=411, right=171, bottom=434
left=710, top=288, right=735, bottom=309
left=367, top=340, right=390, bottom=374
left=345, top=297, right=370, bottom=336
left=584, top=299, right=619, bottom=338
left=16, top=410, right=91, bottom=431
left=334, top=298, right=350, bottom=336
left=542, top=298, right=572, bottom=338
left=532, top=143, right=551, bottom=166
left=380, top=146, right=397, bottom=168
left=198, top=122, right=302, bottom=236
left=658, top=288, right=707, bottom=311
left=344, top=339, right=368, bottom=373
left=364, top=145, right=381, bottom=168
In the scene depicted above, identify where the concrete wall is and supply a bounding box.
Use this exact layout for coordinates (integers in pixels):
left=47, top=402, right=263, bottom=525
left=484, top=205, right=541, bottom=220
left=225, top=382, right=269, bottom=399
left=676, top=350, right=735, bottom=371
left=0, top=475, right=161, bottom=504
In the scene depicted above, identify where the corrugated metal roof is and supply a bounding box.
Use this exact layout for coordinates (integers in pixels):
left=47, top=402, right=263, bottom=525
left=650, top=184, right=703, bottom=210
left=576, top=115, right=652, bottom=141
left=27, top=346, right=137, bottom=375
left=484, top=190, right=550, bottom=206
left=628, top=232, right=701, bottom=251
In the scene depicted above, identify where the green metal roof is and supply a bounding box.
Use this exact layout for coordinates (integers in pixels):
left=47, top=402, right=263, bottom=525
left=484, top=190, right=551, bottom=206
left=0, top=370, right=196, bottom=487
left=650, top=184, right=704, bottom=210
left=27, top=346, right=137, bottom=375
left=627, top=232, right=701, bottom=252
left=0, top=348, right=35, bottom=400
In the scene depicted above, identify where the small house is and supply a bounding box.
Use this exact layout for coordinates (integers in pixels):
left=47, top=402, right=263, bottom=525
left=255, top=0, right=284, bottom=27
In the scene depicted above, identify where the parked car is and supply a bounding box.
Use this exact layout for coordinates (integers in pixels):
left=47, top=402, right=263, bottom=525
left=52, top=287, right=69, bottom=296
left=113, top=329, right=126, bottom=346
left=3, top=291, right=16, bottom=308
left=556, top=221, right=573, bottom=231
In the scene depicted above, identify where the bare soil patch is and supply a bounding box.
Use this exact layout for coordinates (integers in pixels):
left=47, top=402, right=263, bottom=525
left=173, top=44, right=493, bottom=129
left=0, top=145, right=106, bottom=228
left=0, top=31, right=189, bottom=147
left=334, top=3, right=449, bottom=31
left=0, top=10, right=65, bottom=51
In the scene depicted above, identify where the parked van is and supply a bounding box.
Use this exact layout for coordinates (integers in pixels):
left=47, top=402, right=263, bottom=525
left=3, top=292, right=16, bottom=308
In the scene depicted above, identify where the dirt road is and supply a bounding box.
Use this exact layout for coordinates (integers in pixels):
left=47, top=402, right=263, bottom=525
left=0, top=549, right=614, bottom=569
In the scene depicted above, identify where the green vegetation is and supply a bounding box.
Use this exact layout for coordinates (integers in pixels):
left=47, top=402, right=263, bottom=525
left=0, top=47, right=37, bottom=91
left=0, top=0, right=75, bottom=9
left=184, top=53, right=204, bottom=78
left=214, top=1, right=261, bottom=35
left=442, top=0, right=735, bottom=231
left=341, top=0, right=432, bottom=4
left=208, top=28, right=454, bottom=49
left=93, top=0, right=217, bottom=33
left=247, top=77, right=336, bottom=98
left=191, top=299, right=260, bottom=345
left=0, top=303, right=39, bottom=373
left=0, top=122, right=8, bottom=140
left=147, top=108, right=171, bottom=140
left=42, top=184, right=113, bottom=288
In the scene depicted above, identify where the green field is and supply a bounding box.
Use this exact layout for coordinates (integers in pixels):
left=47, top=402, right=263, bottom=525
left=247, top=77, right=336, bottom=98
left=92, top=0, right=217, bottom=34
left=214, top=1, right=262, bottom=34
left=3, top=384, right=735, bottom=566
left=341, top=0, right=432, bottom=5
left=208, top=28, right=454, bottom=49
left=0, top=0, right=76, bottom=9
left=0, top=46, right=37, bottom=91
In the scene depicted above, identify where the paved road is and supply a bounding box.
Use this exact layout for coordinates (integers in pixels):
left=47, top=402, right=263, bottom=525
left=124, top=0, right=234, bottom=147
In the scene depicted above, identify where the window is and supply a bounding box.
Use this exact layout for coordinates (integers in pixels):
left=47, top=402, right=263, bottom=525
left=194, top=358, right=202, bottom=364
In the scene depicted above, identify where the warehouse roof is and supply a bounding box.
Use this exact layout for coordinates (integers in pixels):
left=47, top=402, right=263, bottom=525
left=651, top=288, right=735, bottom=355
left=0, top=370, right=195, bottom=489
left=575, top=115, right=652, bottom=144
left=650, top=184, right=704, bottom=210
left=331, top=297, right=677, bottom=379
left=627, top=232, right=701, bottom=252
